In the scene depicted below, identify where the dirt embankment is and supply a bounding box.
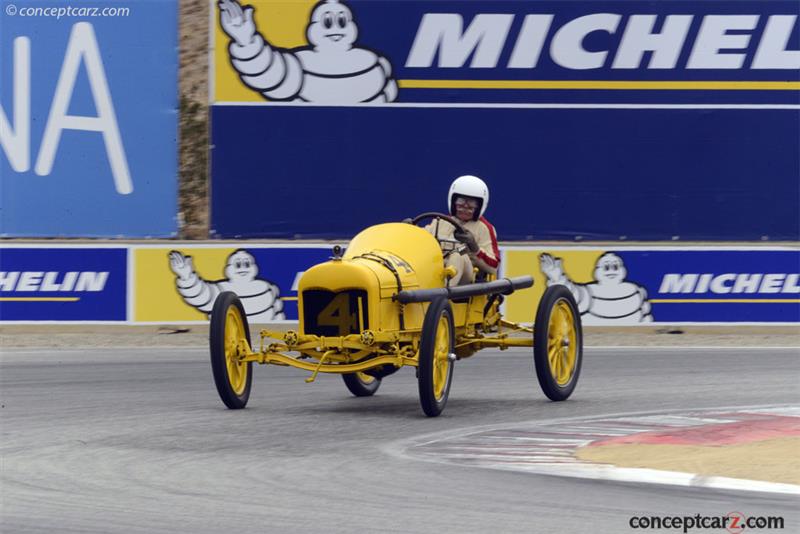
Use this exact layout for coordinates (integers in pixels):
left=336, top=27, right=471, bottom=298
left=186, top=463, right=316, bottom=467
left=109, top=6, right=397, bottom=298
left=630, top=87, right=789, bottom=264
left=179, top=0, right=211, bottom=238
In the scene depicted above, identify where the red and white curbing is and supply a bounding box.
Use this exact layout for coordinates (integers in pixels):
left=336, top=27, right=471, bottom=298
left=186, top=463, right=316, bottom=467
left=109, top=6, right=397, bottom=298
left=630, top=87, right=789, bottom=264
left=385, top=406, right=800, bottom=495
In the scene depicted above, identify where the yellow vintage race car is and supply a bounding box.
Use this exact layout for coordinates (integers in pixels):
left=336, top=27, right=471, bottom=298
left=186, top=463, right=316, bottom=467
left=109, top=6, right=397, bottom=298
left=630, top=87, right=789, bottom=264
left=209, top=213, right=583, bottom=417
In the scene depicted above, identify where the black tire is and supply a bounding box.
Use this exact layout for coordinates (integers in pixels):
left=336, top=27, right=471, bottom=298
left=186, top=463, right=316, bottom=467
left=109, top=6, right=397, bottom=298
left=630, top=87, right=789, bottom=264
left=418, top=298, right=455, bottom=417
left=210, top=291, right=253, bottom=409
left=533, top=285, right=583, bottom=401
left=342, top=372, right=382, bottom=397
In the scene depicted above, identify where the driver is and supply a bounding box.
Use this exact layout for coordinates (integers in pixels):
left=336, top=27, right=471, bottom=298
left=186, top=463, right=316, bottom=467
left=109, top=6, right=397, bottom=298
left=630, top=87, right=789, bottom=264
left=426, top=175, right=500, bottom=285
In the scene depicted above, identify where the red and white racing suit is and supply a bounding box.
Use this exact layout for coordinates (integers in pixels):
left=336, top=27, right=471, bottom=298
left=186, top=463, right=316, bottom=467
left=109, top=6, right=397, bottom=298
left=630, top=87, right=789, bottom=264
left=426, top=217, right=500, bottom=285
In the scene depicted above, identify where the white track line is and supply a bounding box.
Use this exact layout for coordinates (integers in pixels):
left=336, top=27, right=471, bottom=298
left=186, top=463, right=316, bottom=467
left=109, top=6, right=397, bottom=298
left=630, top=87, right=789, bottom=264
left=385, top=405, right=800, bottom=496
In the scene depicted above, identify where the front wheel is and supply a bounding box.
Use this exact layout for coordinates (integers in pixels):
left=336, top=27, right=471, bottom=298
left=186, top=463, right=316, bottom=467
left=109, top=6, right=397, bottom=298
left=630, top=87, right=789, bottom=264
left=418, top=298, right=455, bottom=417
left=210, top=291, right=253, bottom=409
left=533, top=285, right=583, bottom=401
left=342, top=372, right=382, bottom=397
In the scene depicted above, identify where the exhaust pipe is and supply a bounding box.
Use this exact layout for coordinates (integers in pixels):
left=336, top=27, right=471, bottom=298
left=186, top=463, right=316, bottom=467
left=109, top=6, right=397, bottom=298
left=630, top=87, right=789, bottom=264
left=394, top=276, right=534, bottom=304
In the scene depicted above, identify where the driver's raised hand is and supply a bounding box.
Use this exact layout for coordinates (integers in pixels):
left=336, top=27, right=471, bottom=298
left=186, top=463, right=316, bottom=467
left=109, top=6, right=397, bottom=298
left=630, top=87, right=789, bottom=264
left=219, top=0, right=256, bottom=46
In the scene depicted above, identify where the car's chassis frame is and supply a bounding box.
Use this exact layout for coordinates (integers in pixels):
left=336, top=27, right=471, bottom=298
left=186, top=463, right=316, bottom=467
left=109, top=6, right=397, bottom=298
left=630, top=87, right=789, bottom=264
left=242, top=317, right=535, bottom=384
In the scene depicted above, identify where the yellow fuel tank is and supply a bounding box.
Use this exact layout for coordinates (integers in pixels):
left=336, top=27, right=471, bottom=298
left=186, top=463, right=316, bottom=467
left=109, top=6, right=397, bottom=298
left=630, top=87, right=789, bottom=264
left=344, top=223, right=445, bottom=290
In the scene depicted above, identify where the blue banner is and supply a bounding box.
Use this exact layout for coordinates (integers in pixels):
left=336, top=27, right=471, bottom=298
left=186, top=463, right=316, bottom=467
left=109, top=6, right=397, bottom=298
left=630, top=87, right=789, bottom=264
left=0, top=247, right=127, bottom=321
left=0, top=0, right=178, bottom=237
left=211, top=106, right=800, bottom=241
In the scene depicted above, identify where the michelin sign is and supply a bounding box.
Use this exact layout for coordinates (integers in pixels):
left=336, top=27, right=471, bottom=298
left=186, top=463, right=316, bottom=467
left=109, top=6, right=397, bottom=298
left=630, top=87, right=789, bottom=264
left=0, top=246, right=127, bottom=322
left=0, top=0, right=178, bottom=237
left=503, top=248, right=800, bottom=325
left=214, top=0, right=800, bottom=105
left=1, top=244, right=797, bottom=325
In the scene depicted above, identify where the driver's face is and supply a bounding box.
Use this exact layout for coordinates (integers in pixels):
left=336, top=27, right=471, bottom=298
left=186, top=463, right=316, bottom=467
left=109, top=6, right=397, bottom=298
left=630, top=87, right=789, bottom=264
left=454, top=197, right=478, bottom=222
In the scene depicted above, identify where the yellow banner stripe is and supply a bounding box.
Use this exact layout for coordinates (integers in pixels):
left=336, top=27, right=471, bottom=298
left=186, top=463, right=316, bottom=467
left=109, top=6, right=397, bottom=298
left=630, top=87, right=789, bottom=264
left=0, top=297, right=80, bottom=302
left=651, top=299, right=800, bottom=304
left=399, top=80, right=800, bottom=91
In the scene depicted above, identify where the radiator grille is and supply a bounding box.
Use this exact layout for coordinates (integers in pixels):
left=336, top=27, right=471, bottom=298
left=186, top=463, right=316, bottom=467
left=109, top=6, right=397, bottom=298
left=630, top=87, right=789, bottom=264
left=303, top=289, right=369, bottom=337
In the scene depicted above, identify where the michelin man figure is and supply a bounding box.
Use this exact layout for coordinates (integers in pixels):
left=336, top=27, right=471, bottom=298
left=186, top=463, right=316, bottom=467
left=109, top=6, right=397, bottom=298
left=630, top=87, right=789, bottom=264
left=218, top=0, right=398, bottom=103
left=539, top=252, right=653, bottom=325
left=169, top=249, right=286, bottom=322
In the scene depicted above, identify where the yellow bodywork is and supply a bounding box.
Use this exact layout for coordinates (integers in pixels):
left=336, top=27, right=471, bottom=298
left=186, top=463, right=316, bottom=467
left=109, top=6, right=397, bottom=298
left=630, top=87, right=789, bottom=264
left=235, top=222, right=536, bottom=380
left=298, top=223, right=443, bottom=334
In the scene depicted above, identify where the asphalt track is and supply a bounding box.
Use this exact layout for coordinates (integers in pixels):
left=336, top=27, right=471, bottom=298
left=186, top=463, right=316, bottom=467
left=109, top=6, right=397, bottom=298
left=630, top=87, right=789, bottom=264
left=2, top=346, right=799, bottom=533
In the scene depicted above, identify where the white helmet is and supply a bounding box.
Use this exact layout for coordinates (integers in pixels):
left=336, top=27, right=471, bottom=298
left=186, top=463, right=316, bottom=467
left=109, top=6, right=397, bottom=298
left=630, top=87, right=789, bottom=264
left=448, top=175, right=489, bottom=220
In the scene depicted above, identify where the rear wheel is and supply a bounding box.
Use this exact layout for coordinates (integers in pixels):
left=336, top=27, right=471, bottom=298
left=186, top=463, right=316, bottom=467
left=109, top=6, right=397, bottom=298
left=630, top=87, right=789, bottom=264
left=418, top=298, right=455, bottom=417
left=342, top=372, right=382, bottom=397
left=210, top=292, right=253, bottom=409
left=533, top=285, right=582, bottom=401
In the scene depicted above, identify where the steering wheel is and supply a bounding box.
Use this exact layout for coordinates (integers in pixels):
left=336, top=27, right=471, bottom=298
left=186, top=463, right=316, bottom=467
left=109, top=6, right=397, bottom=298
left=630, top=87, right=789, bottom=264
left=407, top=212, right=470, bottom=256
left=409, top=212, right=467, bottom=233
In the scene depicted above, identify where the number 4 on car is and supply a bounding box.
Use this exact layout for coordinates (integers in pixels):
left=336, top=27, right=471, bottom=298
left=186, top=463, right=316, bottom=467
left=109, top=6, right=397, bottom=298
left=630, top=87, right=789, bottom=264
left=209, top=214, right=583, bottom=417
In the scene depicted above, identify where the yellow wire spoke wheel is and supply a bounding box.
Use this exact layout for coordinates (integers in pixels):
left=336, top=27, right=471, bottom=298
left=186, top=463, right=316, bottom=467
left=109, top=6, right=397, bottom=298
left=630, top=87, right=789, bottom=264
left=224, top=308, right=248, bottom=395
left=432, top=317, right=451, bottom=400
left=342, top=370, right=382, bottom=397
left=547, top=301, right=577, bottom=386
left=356, top=372, right=376, bottom=384
left=418, top=298, right=455, bottom=417
left=210, top=292, right=253, bottom=409
left=534, top=285, right=583, bottom=402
